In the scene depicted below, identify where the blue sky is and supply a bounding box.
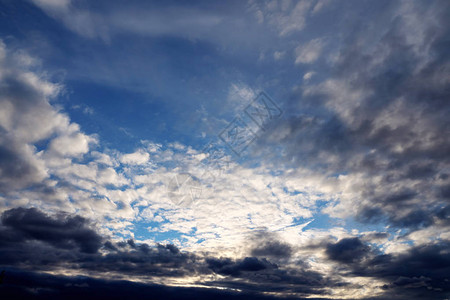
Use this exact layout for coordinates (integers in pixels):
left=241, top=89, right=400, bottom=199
left=0, top=0, right=449, bottom=299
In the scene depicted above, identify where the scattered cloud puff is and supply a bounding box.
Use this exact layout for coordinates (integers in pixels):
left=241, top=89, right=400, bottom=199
left=273, top=51, right=285, bottom=60
left=295, top=38, right=324, bottom=64
left=120, top=149, right=150, bottom=165
left=303, top=71, right=315, bottom=81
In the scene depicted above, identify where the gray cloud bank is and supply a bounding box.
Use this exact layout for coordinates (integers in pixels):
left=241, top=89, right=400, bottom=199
left=0, top=207, right=449, bottom=299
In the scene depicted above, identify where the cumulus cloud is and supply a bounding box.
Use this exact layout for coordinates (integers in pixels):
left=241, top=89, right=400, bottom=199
left=120, top=149, right=150, bottom=165
left=49, top=127, right=95, bottom=157
left=0, top=40, right=95, bottom=197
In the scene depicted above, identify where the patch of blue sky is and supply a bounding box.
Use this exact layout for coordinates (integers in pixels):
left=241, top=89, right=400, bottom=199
left=134, top=220, right=187, bottom=243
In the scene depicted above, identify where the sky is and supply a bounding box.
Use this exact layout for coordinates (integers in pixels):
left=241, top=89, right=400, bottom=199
left=0, top=0, right=449, bottom=299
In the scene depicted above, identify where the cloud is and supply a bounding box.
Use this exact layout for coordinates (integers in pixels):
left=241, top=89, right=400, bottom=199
left=295, top=38, right=324, bottom=64
left=206, top=256, right=276, bottom=276
left=249, top=232, right=293, bottom=259
left=248, top=0, right=319, bottom=36
left=0, top=136, right=47, bottom=194
left=324, top=237, right=450, bottom=299
left=0, top=268, right=318, bottom=300
left=28, top=1, right=229, bottom=42
left=0, top=40, right=96, bottom=197
left=226, top=82, right=256, bottom=113
left=311, top=0, right=331, bottom=15
left=256, top=0, right=450, bottom=235
left=0, top=36, right=325, bottom=259
left=31, top=0, right=71, bottom=11
left=2, top=2, right=450, bottom=298
left=325, top=237, right=371, bottom=264
left=0, top=207, right=102, bottom=254
left=29, top=0, right=329, bottom=48
left=120, top=149, right=150, bottom=165
left=49, top=128, right=95, bottom=157
left=303, top=71, right=315, bottom=81
left=273, top=51, right=285, bottom=60
left=0, top=207, right=342, bottom=298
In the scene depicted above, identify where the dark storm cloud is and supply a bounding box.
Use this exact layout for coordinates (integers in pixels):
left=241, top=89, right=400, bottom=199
left=367, top=241, right=450, bottom=299
left=0, top=207, right=197, bottom=277
left=324, top=237, right=450, bottom=299
left=0, top=269, right=327, bottom=300
left=205, top=258, right=340, bottom=297
left=199, top=235, right=341, bottom=296
left=0, top=207, right=343, bottom=297
left=249, top=231, right=293, bottom=259
left=326, top=238, right=371, bottom=264
left=256, top=0, right=450, bottom=232
left=206, top=257, right=276, bottom=276
left=1, top=207, right=102, bottom=253
left=79, top=241, right=197, bottom=278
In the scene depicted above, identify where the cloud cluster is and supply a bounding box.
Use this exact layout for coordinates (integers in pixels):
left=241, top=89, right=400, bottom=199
left=1, top=207, right=448, bottom=299
left=258, top=0, right=450, bottom=236
left=0, top=207, right=339, bottom=298
left=325, top=237, right=450, bottom=299
left=0, top=40, right=96, bottom=199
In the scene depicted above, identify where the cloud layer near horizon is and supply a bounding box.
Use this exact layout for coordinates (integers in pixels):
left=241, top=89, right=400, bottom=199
left=1, top=207, right=449, bottom=299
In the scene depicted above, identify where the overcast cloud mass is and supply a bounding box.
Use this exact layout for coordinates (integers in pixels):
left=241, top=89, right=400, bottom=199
left=0, top=0, right=449, bottom=299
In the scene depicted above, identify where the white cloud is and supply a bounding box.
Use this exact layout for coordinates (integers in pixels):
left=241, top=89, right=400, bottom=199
left=227, top=82, right=256, bottom=113
left=30, top=0, right=224, bottom=41
left=49, top=128, right=95, bottom=157
left=295, top=38, right=324, bottom=64
left=273, top=51, right=285, bottom=60
left=303, top=71, right=315, bottom=81
left=31, top=0, right=71, bottom=11
left=311, top=0, right=331, bottom=15
left=97, top=167, right=128, bottom=186
left=249, top=0, right=320, bottom=37
left=120, top=149, right=150, bottom=165
left=91, top=151, right=114, bottom=166
left=0, top=41, right=94, bottom=195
